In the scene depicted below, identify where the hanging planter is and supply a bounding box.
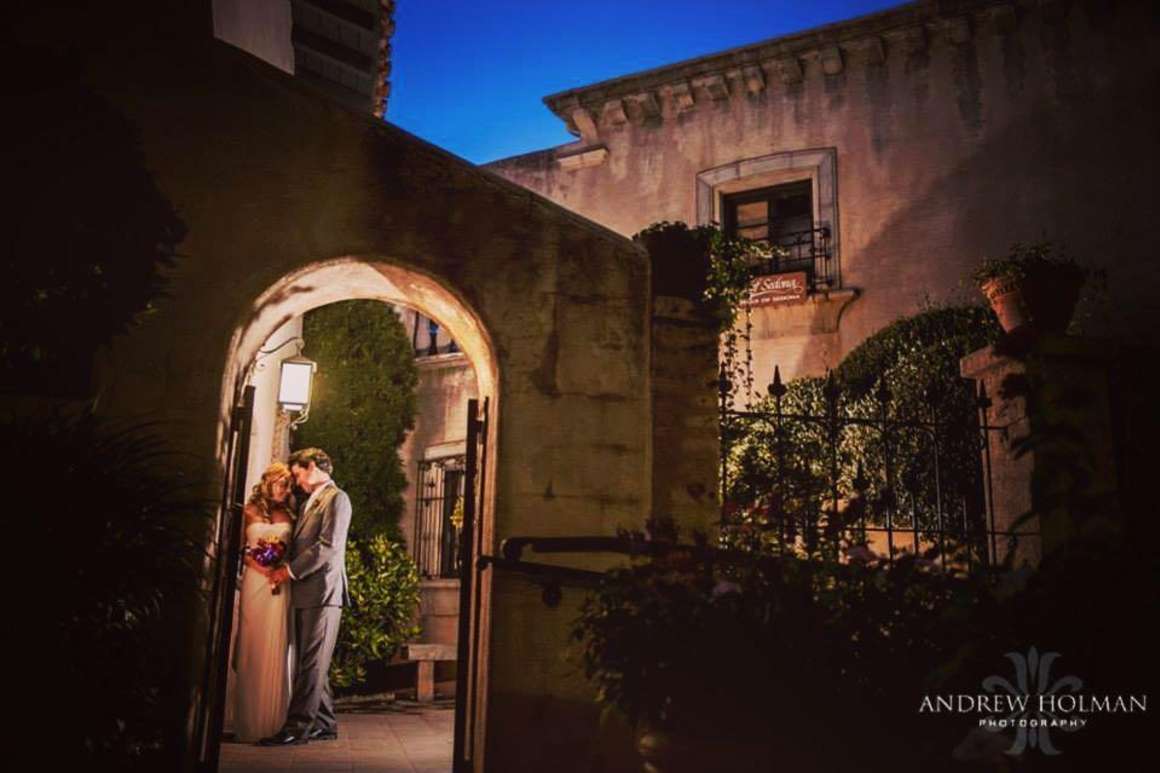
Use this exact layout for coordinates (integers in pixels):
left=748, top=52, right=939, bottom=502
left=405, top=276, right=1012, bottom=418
left=974, top=242, right=1088, bottom=336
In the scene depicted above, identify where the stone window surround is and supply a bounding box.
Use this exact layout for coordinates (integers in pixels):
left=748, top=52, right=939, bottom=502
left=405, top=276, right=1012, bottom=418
left=695, top=148, right=840, bottom=289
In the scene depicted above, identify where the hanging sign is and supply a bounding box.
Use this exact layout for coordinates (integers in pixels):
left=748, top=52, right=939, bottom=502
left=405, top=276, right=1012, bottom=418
left=741, top=271, right=808, bottom=307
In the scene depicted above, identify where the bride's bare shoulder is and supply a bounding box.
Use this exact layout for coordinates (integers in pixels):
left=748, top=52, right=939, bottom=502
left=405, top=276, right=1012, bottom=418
left=243, top=503, right=268, bottom=525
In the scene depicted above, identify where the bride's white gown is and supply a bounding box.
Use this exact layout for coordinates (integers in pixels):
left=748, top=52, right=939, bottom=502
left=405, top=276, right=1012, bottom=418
left=232, top=520, right=294, bottom=742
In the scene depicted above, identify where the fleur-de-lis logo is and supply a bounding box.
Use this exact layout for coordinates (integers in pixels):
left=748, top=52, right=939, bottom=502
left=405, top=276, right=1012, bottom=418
left=981, top=646, right=1084, bottom=755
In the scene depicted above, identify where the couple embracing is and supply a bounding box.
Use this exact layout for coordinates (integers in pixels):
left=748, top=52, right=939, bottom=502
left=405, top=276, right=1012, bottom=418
left=232, top=447, right=352, bottom=746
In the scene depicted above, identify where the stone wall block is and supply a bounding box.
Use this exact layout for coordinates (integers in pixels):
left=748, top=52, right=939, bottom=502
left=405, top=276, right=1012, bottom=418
left=960, top=337, right=1120, bottom=566
left=942, top=16, right=973, bottom=45
left=988, top=5, right=1017, bottom=34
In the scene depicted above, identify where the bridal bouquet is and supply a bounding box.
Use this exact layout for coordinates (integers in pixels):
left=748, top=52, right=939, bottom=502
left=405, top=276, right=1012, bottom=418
left=246, top=538, right=288, bottom=595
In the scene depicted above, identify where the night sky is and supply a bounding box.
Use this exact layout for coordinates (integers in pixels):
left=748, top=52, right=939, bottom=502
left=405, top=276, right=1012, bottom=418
left=388, top=0, right=906, bottom=164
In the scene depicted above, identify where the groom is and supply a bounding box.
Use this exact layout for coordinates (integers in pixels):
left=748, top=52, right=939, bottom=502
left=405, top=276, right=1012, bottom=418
left=260, top=447, right=352, bottom=746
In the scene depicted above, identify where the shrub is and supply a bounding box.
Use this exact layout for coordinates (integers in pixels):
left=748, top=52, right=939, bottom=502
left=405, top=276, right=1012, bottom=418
left=723, top=305, right=1001, bottom=554
left=330, top=535, right=421, bottom=689
left=572, top=524, right=986, bottom=771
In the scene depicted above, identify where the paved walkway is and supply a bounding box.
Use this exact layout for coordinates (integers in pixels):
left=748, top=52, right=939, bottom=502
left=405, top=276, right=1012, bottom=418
left=220, top=701, right=454, bottom=772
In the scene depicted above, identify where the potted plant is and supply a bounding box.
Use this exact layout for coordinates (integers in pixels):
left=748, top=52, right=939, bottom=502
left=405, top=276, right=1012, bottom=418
left=973, top=242, right=1089, bottom=335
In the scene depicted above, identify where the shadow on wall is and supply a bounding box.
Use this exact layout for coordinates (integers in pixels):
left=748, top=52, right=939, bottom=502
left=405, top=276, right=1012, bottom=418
left=850, top=70, right=1158, bottom=347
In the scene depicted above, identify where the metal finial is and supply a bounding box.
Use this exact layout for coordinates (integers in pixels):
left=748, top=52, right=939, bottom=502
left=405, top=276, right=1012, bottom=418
left=975, top=380, right=992, bottom=410
left=768, top=365, right=787, bottom=399
left=823, top=369, right=839, bottom=407
left=853, top=461, right=868, bottom=492
left=875, top=377, right=892, bottom=405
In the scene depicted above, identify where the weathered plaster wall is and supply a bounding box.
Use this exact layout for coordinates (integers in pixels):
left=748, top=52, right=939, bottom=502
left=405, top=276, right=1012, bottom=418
left=399, top=354, right=477, bottom=551
left=398, top=352, right=478, bottom=649
left=85, top=35, right=650, bottom=770
left=489, top=0, right=1160, bottom=380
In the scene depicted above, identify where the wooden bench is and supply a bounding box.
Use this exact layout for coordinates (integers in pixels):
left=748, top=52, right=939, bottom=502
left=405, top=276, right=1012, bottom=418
left=404, top=642, right=457, bottom=702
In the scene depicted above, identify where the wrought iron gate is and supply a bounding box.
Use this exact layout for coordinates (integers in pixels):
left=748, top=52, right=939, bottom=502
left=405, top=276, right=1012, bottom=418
left=414, top=455, right=466, bottom=578
left=195, top=385, right=255, bottom=772
left=453, top=397, right=489, bottom=773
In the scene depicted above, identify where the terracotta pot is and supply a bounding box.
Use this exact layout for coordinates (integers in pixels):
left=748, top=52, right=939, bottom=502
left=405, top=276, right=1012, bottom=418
left=980, top=270, right=1083, bottom=335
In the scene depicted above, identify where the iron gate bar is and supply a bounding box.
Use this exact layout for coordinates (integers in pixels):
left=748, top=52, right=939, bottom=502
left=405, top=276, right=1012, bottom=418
left=197, top=384, right=254, bottom=772
left=478, top=555, right=605, bottom=587
left=453, top=397, right=486, bottom=773
left=498, top=535, right=795, bottom=574
left=467, top=398, right=489, bottom=773
left=720, top=364, right=1026, bottom=569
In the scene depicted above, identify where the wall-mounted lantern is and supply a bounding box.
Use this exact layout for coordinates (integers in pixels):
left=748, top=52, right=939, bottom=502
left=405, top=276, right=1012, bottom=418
left=277, top=354, right=317, bottom=426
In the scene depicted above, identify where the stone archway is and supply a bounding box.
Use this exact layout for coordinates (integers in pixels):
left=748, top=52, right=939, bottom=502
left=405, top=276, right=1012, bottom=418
left=80, top=29, right=656, bottom=769
left=217, top=256, right=498, bottom=767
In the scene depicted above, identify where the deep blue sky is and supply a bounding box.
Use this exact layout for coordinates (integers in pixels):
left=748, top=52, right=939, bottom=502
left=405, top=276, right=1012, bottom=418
left=388, top=0, right=905, bottom=164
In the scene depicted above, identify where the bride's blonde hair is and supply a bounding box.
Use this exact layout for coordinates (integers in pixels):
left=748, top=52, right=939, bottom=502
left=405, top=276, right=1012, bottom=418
left=247, top=462, right=292, bottom=519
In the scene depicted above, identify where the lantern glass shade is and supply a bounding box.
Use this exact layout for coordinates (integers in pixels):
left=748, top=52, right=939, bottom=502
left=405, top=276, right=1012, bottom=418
left=278, top=356, right=315, bottom=412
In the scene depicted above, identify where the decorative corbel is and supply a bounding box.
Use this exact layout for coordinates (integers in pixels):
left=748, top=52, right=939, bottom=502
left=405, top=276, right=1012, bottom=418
left=624, top=91, right=661, bottom=124
left=692, top=73, right=730, bottom=101
left=600, top=98, right=628, bottom=127
left=661, top=81, right=696, bottom=112
left=820, top=45, right=844, bottom=76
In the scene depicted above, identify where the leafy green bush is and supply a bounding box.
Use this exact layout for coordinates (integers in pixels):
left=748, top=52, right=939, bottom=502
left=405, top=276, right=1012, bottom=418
left=16, top=411, right=210, bottom=768
left=295, top=300, right=418, bottom=539
left=573, top=524, right=986, bottom=771
left=633, top=220, right=776, bottom=329
left=330, top=535, right=421, bottom=689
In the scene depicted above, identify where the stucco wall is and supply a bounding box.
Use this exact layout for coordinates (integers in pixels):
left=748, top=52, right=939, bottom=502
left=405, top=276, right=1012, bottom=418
left=85, top=34, right=650, bottom=770
left=488, top=0, right=1160, bottom=380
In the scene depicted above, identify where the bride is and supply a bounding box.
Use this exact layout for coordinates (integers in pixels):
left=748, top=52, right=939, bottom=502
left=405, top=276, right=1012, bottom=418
left=232, top=462, right=295, bottom=742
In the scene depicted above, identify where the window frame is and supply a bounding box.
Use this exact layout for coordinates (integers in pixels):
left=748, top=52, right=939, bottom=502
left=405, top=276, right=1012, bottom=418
left=696, top=148, right=840, bottom=290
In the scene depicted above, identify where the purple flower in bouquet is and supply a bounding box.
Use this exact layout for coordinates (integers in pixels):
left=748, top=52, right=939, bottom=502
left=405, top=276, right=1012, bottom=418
left=245, top=538, right=287, bottom=594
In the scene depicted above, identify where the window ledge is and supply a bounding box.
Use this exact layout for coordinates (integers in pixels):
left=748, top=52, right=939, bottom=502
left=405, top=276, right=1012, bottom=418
left=419, top=578, right=461, bottom=590
left=747, top=287, right=859, bottom=337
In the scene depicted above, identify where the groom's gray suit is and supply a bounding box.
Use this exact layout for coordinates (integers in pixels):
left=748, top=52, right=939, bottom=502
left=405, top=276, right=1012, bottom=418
left=284, top=481, right=352, bottom=736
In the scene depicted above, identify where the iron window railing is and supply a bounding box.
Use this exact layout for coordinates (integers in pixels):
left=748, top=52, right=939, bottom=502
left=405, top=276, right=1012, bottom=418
left=745, top=226, right=835, bottom=292
left=414, top=455, right=465, bottom=579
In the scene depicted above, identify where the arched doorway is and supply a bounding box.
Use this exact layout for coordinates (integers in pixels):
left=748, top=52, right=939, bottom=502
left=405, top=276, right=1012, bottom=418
left=203, top=257, right=498, bottom=772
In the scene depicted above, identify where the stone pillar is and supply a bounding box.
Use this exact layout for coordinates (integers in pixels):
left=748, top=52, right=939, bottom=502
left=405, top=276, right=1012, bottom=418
left=650, top=296, right=720, bottom=539
left=960, top=336, right=1119, bottom=566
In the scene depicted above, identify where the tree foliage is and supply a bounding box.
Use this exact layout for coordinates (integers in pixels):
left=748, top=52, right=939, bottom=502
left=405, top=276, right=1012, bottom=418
left=294, top=300, right=418, bottom=539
